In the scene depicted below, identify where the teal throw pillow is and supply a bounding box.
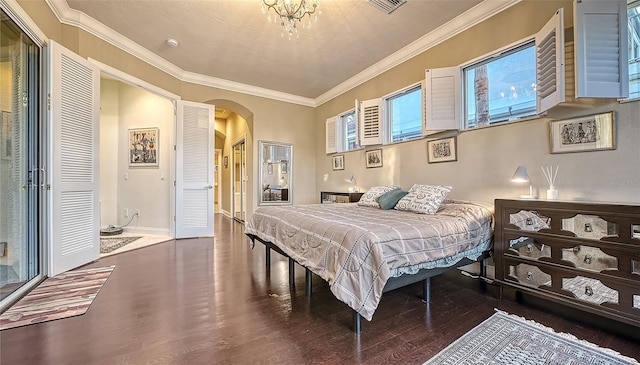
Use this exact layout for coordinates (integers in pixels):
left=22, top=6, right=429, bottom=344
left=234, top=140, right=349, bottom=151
left=377, top=189, right=408, bottom=210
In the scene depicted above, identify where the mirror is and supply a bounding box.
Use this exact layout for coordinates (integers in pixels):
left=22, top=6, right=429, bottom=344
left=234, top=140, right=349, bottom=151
left=259, top=141, right=293, bottom=205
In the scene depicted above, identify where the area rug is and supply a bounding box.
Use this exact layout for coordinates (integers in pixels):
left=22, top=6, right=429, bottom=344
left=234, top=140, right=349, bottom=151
left=0, top=266, right=115, bottom=330
left=424, top=310, right=639, bottom=365
left=100, top=236, right=141, bottom=254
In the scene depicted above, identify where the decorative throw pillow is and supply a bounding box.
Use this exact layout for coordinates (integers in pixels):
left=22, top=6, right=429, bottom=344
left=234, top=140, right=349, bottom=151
left=394, top=184, right=452, bottom=214
left=376, top=189, right=408, bottom=210
left=357, top=186, right=400, bottom=208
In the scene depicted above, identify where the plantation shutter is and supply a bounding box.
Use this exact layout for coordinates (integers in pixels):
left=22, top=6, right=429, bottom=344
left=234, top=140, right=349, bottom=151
left=359, top=98, right=382, bottom=146
left=424, top=67, right=460, bottom=131
left=574, top=0, right=628, bottom=98
left=536, top=8, right=565, bottom=113
left=325, top=116, right=338, bottom=154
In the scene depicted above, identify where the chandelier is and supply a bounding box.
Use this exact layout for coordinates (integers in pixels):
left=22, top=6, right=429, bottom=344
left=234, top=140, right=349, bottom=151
left=261, top=0, right=320, bottom=38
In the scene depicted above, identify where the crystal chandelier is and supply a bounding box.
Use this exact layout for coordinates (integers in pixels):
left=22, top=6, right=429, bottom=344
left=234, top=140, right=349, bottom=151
left=261, top=0, right=320, bottom=38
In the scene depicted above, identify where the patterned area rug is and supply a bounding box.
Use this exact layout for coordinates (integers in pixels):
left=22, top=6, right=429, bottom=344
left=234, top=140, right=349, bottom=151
left=0, top=266, right=115, bottom=331
left=100, top=236, right=141, bottom=254
left=424, top=310, right=639, bottom=365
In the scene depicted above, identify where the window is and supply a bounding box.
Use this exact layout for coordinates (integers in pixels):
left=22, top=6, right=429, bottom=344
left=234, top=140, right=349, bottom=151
left=463, top=41, right=537, bottom=128
left=325, top=109, right=360, bottom=154
left=384, top=84, right=422, bottom=142
left=629, top=0, right=640, bottom=99
left=340, top=110, right=359, bottom=151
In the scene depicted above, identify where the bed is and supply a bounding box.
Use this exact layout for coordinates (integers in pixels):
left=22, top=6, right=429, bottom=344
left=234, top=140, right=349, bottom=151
left=245, top=199, right=493, bottom=332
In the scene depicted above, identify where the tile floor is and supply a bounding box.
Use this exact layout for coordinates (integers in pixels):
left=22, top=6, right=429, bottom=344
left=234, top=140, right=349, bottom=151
left=99, top=234, right=173, bottom=258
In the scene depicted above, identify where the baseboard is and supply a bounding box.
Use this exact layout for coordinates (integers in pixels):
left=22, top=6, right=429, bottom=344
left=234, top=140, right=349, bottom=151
left=122, top=226, right=170, bottom=236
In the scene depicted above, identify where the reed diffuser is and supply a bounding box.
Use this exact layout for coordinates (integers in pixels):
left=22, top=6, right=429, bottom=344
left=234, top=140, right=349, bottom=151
left=542, top=166, right=559, bottom=200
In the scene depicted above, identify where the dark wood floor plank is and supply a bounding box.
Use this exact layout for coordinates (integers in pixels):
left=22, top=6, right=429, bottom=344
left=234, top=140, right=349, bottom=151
left=1, top=214, right=639, bottom=364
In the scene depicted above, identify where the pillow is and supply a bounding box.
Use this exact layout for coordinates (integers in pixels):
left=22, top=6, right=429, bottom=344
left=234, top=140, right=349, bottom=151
left=357, top=186, right=400, bottom=208
left=394, top=184, right=452, bottom=214
left=376, top=189, right=408, bottom=210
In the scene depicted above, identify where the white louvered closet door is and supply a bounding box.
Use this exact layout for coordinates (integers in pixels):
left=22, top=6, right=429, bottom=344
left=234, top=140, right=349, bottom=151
left=175, top=101, right=214, bottom=239
left=48, top=40, right=100, bottom=276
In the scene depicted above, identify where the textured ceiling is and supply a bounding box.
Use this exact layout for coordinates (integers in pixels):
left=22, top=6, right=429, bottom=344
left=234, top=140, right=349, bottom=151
left=64, top=0, right=484, bottom=99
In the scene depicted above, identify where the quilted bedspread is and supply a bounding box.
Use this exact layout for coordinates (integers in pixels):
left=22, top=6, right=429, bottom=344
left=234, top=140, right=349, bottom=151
left=245, top=200, right=493, bottom=321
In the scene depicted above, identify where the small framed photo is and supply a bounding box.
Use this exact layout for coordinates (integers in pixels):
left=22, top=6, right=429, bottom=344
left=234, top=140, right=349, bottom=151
left=129, top=127, right=159, bottom=167
left=427, top=136, right=457, bottom=163
left=365, top=149, right=383, bottom=168
left=550, top=111, right=615, bottom=154
left=332, top=155, right=344, bottom=171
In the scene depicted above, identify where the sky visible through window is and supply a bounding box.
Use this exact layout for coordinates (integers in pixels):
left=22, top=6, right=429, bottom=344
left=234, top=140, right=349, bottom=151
left=465, top=43, right=536, bottom=128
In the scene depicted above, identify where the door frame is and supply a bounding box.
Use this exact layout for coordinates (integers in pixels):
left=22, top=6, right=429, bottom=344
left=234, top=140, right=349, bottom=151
left=231, top=136, right=246, bottom=223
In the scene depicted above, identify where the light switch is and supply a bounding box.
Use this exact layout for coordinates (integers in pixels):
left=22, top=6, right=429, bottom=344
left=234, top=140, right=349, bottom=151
left=160, top=172, right=165, bottom=180
left=124, top=173, right=128, bottom=180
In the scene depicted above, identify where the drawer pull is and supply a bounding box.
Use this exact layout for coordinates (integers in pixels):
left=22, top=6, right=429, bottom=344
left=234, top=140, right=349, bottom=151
left=585, top=285, right=593, bottom=296
left=583, top=255, right=592, bottom=265
left=526, top=244, right=533, bottom=253
left=526, top=272, right=533, bottom=280
left=573, top=246, right=581, bottom=253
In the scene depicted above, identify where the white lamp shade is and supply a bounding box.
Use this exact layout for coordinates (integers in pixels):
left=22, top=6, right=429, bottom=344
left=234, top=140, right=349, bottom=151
left=511, top=165, right=529, bottom=183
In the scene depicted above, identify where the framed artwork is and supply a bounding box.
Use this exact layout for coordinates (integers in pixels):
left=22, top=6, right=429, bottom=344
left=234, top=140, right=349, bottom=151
left=550, top=111, right=615, bottom=154
left=365, top=149, right=383, bottom=168
left=1, top=112, right=12, bottom=160
left=427, top=136, right=457, bottom=163
left=332, top=155, right=344, bottom=170
left=129, top=127, right=159, bottom=167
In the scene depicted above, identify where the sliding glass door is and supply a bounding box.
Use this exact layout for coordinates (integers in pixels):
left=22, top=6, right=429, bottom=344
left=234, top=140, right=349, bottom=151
left=0, top=9, right=42, bottom=309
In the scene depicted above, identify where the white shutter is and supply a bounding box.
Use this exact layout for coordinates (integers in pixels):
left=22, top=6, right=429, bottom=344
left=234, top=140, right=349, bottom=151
left=424, top=67, right=460, bottom=131
left=574, top=0, right=628, bottom=98
left=175, top=101, right=214, bottom=238
left=325, top=116, right=338, bottom=154
left=359, top=98, right=382, bottom=146
left=48, top=40, right=100, bottom=276
left=536, top=8, right=565, bottom=113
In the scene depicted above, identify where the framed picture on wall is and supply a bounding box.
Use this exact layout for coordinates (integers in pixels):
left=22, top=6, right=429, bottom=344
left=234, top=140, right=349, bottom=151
left=332, top=155, right=344, bottom=170
left=427, top=136, right=457, bottom=163
left=365, top=149, right=382, bottom=168
left=129, top=127, right=159, bottom=167
left=549, top=111, right=615, bottom=154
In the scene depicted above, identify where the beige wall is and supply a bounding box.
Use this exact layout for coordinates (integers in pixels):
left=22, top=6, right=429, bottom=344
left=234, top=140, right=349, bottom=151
left=316, top=0, right=640, bottom=204
left=99, top=79, right=174, bottom=235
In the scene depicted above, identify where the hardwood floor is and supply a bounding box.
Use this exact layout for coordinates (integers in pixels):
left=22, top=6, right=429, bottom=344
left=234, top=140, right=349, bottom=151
left=1, top=214, right=639, bottom=364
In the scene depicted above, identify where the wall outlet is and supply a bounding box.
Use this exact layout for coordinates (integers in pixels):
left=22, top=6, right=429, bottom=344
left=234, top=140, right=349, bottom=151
left=123, top=208, right=129, bottom=217
left=135, top=209, right=140, bottom=217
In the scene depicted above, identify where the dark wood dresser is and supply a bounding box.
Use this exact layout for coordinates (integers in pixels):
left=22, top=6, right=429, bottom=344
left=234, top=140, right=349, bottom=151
left=494, top=199, right=640, bottom=327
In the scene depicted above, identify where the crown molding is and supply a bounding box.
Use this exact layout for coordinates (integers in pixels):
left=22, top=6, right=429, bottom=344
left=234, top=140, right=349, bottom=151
left=315, top=0, right=522, bottom=106
left=44, top=0, right=520, bottom=108
left=44, top=0, right=314, bottom=107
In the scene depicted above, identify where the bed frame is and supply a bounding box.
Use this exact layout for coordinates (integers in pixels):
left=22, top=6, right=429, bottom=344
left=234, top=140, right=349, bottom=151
left=247, top=233, right=489, bottom=333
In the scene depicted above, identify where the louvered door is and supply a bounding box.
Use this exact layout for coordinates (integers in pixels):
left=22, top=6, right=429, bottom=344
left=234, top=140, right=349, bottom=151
left=48, top=40, right=100, bottom=276
left=175, top=101, right=214, bottom=238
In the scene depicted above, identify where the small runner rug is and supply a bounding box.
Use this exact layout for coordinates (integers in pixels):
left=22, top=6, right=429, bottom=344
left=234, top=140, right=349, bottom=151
left=424, top=310, right=639, bottom=365
left=0, top=266, right=115, bottom=331
left=100, top=236, right=141, bottom=254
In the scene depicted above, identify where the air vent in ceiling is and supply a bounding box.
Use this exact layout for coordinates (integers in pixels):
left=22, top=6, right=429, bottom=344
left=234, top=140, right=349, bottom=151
left=368, top=0, right=407, bottom=14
